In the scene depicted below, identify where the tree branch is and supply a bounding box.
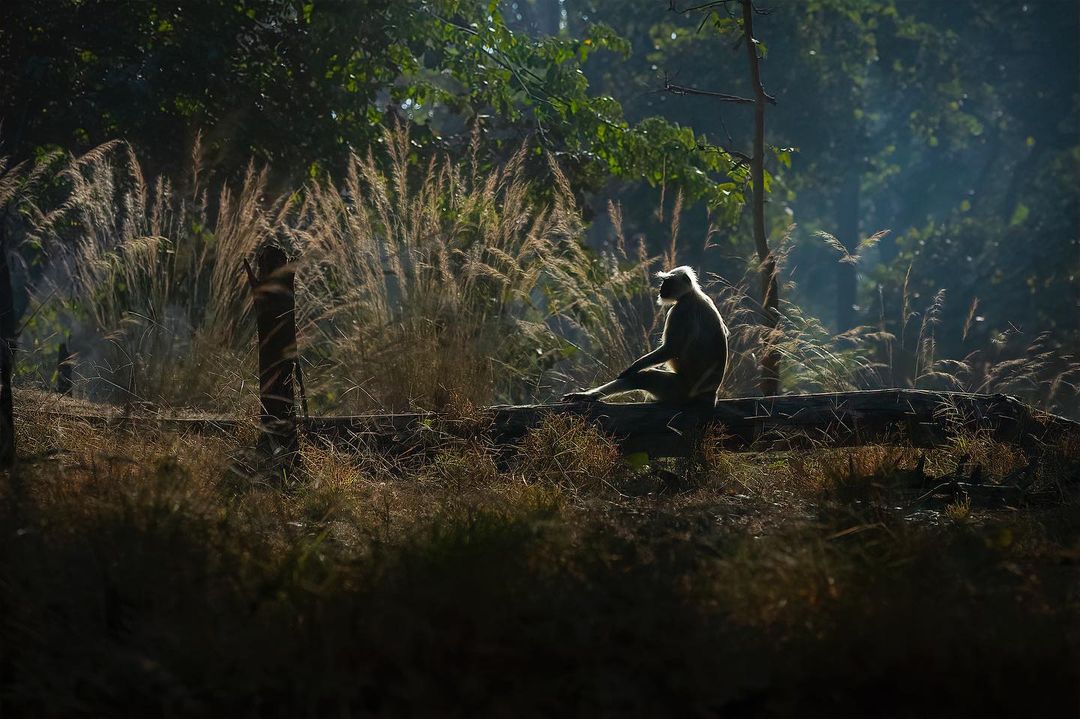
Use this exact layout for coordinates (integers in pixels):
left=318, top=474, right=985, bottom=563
left=668, top=0, right=738, bottom=15
left=697, top=143, right=751, bottom=167
left=663, top=76, right=776, bottom=105
left=660, top=75, right=773, bottom=104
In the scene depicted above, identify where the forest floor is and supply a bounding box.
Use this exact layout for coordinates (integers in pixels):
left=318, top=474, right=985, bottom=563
left=2, top=389, right=1078, bottom=717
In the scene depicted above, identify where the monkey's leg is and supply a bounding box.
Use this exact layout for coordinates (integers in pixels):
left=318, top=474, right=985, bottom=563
left=561, top=377, right=628, bottom=402
left=619, top=368, right=691, bottom=403
left=563, top=369, right=689, bottom=403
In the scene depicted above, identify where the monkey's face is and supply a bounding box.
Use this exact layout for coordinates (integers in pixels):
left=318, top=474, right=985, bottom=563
left=658, top=275, right=691, bottom=305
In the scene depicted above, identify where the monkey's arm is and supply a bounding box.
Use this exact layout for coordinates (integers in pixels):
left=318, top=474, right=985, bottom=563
left=618, top=307, right=698, bottom=378
left=617, top=344, right=677, bottom=378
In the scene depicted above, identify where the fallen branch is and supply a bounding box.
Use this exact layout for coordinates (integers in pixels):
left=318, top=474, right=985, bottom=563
left=305, top=390, right=1079, bottom=458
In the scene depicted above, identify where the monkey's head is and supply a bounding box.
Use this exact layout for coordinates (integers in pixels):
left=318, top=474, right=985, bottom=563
left=656, top=266, right=698, bottom=305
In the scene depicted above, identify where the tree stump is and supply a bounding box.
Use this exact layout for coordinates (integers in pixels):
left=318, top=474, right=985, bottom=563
left=246, top=245, right=299, bottom=462
left=57, top=342, right=73, bottom=396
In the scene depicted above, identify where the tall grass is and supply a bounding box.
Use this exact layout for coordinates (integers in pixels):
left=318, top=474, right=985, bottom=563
left=11, top=126, right=1079, bottom=417
left=22, top=128, right=652, bottom=413
left=293, top=127, right=650, bottom=411
left=678, top=225, right=886, bottom=398
left=26, top=138, right=268, bottom=411
left=3, top=132, right=1078, bottom=715
left=699, top=226, right=1080, bottom=414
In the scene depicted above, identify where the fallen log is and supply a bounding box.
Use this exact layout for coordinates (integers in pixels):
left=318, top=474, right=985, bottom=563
left=304, top=389, right=1079, bottom=458
left=29, top=406, right=245, bottom=436
left=27, top=390, right=1078, bottom=459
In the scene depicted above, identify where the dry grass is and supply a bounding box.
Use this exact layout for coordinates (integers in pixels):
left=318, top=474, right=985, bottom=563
left=11, top=128, right=1077, bottom=423
left=292, top=127, right=651, bottom=411
left=2, top=396, right=1077, bottom=716
left=21, top=128, right=655, bottom=415
left=3, top=126, right=1078, bottom=714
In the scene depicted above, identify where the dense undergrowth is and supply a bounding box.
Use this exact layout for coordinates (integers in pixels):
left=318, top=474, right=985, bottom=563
left=9, top=130, right=1078, bottom=418
left=2, top=391, right=1077, bottom=716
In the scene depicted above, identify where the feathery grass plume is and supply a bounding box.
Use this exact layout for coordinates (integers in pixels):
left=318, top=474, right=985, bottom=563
left=26, top=142, right=261, bottom=411
left=815, top=230, right=854, bottom=264
left=0, top=145, right=67, bottom=227
left=0, top=156, right=18, bottom=206
left=914, top=288, right=947, bottom=387
left=857, top=228, right=889, bottom=253
left=666, top=190, right=683, bottom=270
left=292, top=124, right=654, bottom=412
left=815, top=229, right=889, bottom=265
left=608, top=200, right=626, bottom=258
left=962, top=297, right=980, bottom=342
left=0, top=147, right=62, bottom=208
left=880, top=275, right=1076, bottom=414
left=900, top=264, right=913, bottom=352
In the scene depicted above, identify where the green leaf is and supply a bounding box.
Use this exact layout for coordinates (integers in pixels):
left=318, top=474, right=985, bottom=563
left=1009, top=203, right=1030, bottom=227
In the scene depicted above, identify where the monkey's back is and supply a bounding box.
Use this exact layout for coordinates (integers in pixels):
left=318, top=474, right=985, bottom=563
left=665, top=292, right=729, bottom=395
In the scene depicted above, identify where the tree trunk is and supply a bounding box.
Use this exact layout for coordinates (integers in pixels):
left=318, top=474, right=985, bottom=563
left=836, top=169, right=860, bottom=332
left=741, top=0, right=780, bottom=396
left=57, top=342, right=74, bottom=395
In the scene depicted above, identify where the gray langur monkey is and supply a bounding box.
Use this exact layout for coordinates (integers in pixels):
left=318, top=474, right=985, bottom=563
left=562, top=266, right=729, bottom=406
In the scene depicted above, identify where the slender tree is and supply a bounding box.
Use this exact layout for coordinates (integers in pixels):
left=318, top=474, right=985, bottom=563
left=740, top=0, right=780, bottom=395
left=663, top=0, right=781, bottom=395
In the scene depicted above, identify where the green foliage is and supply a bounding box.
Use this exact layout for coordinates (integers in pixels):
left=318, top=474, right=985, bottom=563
left=0, top=0, right=748, bottom=225
left=1, top=0, right=416, bottom=176
left=561, top=0, right=1076, bottom=352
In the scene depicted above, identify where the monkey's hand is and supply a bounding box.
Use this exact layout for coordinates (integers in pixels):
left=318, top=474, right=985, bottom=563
left=561, top=391, right=600, bottom=403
